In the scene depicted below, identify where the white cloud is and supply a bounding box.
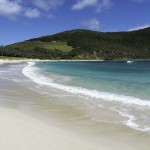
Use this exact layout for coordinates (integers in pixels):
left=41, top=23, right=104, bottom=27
left=0, top=0, right=22, bottom=18
left=25, top=8, right=40, bottom=18
left=128, top=24, right=150, bottom=31
left=72, top=0, right=112, bottom=12
left=97, top=0, right=112, bottom=12
left=72, top=0, right=98, bottom=10
left=82, top=19, right=100, bottom=31
left=32, top=0, right=64, bottom=11
left=0, top=0, right=64, bottom=19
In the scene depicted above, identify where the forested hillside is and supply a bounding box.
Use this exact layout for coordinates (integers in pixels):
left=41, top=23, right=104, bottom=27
left=0, top=27, right=150, bottom=60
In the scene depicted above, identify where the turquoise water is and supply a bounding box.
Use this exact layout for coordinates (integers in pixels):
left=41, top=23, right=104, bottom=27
left=35, top=61, right=150, bottom=101
left=22, top=61, right=150, bottom=132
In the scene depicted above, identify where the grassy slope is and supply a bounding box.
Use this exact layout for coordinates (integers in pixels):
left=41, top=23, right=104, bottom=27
left=9, top=41, right=73, bottom=52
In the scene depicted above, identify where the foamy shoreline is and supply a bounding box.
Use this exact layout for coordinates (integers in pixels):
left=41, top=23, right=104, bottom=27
left=0, top=60, right=103, bottom=150
left=1, top=60, right=150, bottom=150
left=0, top=60, right=102, bottom=150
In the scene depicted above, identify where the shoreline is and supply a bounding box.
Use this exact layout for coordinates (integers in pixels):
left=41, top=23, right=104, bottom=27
left=0, top=59, right=150, bottom=150
left=1, top=58, right=150, bottom=65
left=0, top=58, right=104, bottom=64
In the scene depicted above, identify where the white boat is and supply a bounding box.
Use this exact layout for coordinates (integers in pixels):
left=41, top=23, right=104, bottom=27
left=127, top=60, right=133, bottom=64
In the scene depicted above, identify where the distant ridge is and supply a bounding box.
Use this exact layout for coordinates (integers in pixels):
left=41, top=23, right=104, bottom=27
left=0, top=27, right=150, bottom=60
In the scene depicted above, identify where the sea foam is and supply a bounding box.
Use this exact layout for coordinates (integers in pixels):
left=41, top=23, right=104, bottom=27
left=22, top=62, right=150, bottom=132
left=22, top=62, right=150, bottom=107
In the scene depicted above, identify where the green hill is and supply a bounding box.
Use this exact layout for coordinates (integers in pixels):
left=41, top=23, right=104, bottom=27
left=9, top=41, right=72, bottom=52
left=0, top=28, right=150, bottom=60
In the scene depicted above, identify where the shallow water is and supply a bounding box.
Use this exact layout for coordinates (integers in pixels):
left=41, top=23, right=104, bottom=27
left=0, top=62, right=150, bottom=150
left=22, top=61, right=150, bottom=132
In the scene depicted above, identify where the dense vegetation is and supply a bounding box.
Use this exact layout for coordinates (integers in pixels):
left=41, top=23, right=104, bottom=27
left=0, top=27, right=150, bottom=60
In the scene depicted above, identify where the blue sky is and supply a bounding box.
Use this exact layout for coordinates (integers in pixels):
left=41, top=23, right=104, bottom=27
left=0, top=0, right=150, bottom=45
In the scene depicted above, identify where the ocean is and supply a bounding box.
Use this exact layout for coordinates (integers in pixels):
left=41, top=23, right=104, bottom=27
left=22, top=61, right=150, bottom=132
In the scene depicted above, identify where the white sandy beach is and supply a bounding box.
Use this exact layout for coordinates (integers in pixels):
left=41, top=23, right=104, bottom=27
left=0, top=58, right=104, bottom=64
left=0, top=58, right=50, bottom=64
left=1, top=106, right=148, bottom=150
left=0, top=61, right=103, bottom=150
left=0, top=60, right=150, bottom=150
left=0, top=107, right=102, bottom=150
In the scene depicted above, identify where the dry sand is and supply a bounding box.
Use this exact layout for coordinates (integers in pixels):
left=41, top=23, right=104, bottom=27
left=1, top=105, right=149, bottom=150
left=0, top=106, right=102, bottom=150
left=0, top=58, right=50, bottom=64
left=0, top=58, right=103, bottom=64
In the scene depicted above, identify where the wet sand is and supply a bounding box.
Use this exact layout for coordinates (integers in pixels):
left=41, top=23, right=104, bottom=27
left=0, top=62, right=150, bottom=150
